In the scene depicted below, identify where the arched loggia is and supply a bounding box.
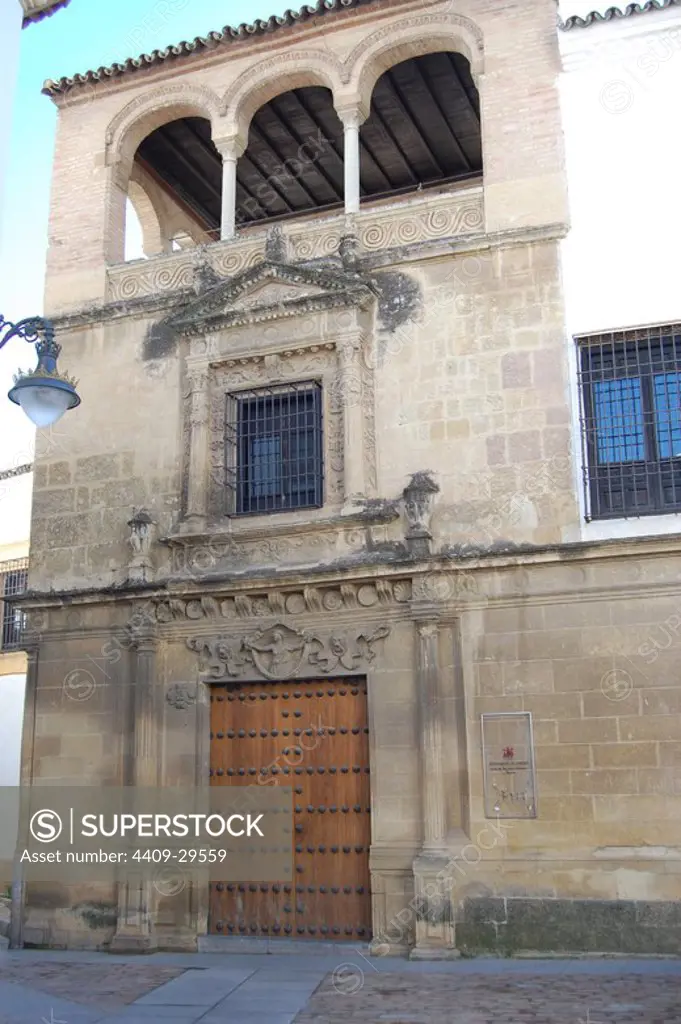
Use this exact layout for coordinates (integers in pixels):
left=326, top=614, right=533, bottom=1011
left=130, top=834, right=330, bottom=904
left=235, top=86, right=345, bottom=227
left=124, top=116, right=223, bottom=259
left=359, top=51, right=482, bottom=199
left=231, top=51, right=481, bottom=230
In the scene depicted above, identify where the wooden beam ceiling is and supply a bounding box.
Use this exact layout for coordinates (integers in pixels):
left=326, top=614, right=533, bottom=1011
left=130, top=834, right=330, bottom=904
left=134, top=52, right=482, bottom=230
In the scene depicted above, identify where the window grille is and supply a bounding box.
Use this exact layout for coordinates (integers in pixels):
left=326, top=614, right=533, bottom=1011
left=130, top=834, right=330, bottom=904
left=0, top=558, right=28, bottom=650
left=225, top=382, right=324, bottom=515
left=577, top=325, right=681, bottom=519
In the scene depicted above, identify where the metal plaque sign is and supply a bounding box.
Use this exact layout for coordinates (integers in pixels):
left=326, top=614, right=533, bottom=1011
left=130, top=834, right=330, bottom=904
left=481, top=712, right=537, bottom=819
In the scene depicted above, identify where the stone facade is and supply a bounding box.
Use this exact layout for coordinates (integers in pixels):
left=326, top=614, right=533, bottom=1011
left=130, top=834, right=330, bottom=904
left=16, top=0, right=681, bottom=955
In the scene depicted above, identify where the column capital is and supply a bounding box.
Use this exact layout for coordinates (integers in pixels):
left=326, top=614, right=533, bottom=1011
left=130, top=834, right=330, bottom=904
left=411, top=603, right=442, bottom=625
left=213, top=134, right=247, bottom=159
left=416, top=620, right=440, bottom=641
left=336, top=101, right=370, bottom=129
left=130, top=630, right=158, bottom=654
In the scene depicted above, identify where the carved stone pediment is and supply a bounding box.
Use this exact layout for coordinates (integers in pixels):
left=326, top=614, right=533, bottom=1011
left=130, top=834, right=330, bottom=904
left=187, top=622, right=391, bottom=681
left=167, top=258, right=376, bottom=336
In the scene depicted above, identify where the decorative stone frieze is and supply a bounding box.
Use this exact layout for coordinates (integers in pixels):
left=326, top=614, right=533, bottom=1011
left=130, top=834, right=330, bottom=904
left=106, top=188, right=483, bottom=302
left=150, top=579, right=411, bottom=623
left=186, top=622, right=391, bottom=680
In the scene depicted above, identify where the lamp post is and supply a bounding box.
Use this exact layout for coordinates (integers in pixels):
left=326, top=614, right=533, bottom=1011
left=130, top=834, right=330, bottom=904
left=0, top=314, right=80, bottom=427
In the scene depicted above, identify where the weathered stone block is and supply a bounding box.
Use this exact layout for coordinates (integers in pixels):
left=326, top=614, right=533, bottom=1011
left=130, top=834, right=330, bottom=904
left=33, top=488, right=76, bottom=517
left=48, top=461, right=72, bottom=486
left=76, top=454, right=120, bottom=481
left=501, top=352, right=532, bottom=389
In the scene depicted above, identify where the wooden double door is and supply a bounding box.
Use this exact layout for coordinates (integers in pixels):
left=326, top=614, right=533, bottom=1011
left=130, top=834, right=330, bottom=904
left=209, top=677, right=371, bottom=940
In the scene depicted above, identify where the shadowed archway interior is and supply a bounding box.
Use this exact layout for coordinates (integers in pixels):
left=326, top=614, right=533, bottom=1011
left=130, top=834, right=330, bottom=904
left=132, top=51, right=482, bottom=236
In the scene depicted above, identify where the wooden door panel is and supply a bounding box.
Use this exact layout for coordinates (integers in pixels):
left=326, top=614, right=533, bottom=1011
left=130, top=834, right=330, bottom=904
left=210, top=679, right=371, bottom=939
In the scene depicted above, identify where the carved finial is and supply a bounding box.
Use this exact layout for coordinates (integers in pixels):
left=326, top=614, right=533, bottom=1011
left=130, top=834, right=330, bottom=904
left=265, top=225, right=288, bottom=263
left=339, top=233, right=361, bottom=272
left=192, top=248, right=220, bottom=295
left=127, top=507, right=155, bottom=582
left=402, top=471, right=440, bottom=556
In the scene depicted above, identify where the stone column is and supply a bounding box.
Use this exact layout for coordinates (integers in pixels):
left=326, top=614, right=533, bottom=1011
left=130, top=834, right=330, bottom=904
left=110, top=629, right=160, bottom=953
left=337, top=335, right=366, bottom=511
left=343, top=115, right=361, bottom=216
left=337, top=104, right=368, bottom=220
left=410, top=615, right=458, bottom=959
left=215, top=137, right=245, bottom=241
left=184, top=366, right=210, bottom=531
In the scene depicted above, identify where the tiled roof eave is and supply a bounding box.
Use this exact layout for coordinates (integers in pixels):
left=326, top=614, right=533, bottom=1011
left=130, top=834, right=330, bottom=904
left=23, top=0, right=71, bottom=28
left=561, top=0, right=681, bottom=31
left=42, top=0, right=378, bottom=97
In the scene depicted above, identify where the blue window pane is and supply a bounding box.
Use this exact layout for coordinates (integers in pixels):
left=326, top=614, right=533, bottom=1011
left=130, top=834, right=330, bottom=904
left=593, top=378, right=645, bottom=463
left=250, top=435, right=281, bottom=497
left=289, top=429, right=316, bottom=495
left=654, top=373, right=681, bottom=458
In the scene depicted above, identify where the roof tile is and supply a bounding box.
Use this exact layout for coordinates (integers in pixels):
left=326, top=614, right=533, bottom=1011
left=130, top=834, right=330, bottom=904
left=42, top=0, right=377, bottom=96
left=23, top=0, right=71, bottom=28
left=561, top=0, right=681, bottom=31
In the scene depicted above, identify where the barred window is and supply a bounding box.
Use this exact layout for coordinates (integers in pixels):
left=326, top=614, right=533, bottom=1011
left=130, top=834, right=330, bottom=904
left=225, top=382, right=323, bottom=515
left=578, top=326, right=681, bottom=519
left=1, top=559, right=28, bottom=650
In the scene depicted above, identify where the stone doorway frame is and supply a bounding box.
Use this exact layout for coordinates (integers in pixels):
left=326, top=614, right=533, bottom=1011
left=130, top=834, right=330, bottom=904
left=186, top=619, right=393, bottom=948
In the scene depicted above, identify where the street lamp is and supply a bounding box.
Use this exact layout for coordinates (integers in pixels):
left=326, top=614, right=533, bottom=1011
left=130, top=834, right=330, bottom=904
left=0, top=315, right=80, bottom=427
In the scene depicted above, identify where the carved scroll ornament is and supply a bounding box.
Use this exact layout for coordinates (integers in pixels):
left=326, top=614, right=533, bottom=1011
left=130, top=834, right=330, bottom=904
left=187, top=622, right=390, bottom=681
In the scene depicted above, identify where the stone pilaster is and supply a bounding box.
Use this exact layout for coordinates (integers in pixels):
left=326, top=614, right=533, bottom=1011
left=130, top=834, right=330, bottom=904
left=410, top=615, right=458, bottom=959
left=110, top=630, right=159, bottom=953
left=183, top=366, right=210, bottom=531
left=338, top=334, right=366, bottom=511
left=415, top=619, right=446, bottom=850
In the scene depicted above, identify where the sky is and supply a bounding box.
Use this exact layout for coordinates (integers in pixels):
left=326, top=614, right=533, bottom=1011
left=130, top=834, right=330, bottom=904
left=0, top=0, right=616, bottom=481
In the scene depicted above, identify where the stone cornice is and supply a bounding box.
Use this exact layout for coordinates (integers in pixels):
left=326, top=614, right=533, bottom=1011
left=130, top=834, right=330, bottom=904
left=48, top=219, right=568, bottom=335
left=15, top=529, right=681, bottom=612
left=163, top=502, right=400, bottom=552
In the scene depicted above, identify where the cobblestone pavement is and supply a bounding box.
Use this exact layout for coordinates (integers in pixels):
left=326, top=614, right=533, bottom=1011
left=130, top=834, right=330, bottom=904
left=0, top=950, right=680, bottom=1023
left=294, top=969, right=681, bottom=1023
left=0, top=959, right=183, bottom=1007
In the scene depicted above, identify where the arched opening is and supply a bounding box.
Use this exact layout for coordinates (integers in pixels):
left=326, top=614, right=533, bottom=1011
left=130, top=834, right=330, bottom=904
left=124, top=116, right=222, bottom=258
left=360, top=52, right=482, bottom=200
left=234, top=53, right=481, bottom=230
left=125, top=199, right=145, bottom=261
left=236, top=86, right=345, bottom=228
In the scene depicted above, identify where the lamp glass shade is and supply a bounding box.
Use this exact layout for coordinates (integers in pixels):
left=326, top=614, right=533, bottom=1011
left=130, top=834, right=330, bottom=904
left=14, top=384, right=74, bottom=427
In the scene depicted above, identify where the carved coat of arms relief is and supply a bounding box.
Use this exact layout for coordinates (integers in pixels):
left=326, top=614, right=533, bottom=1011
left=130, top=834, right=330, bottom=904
left=186, top=622, right=391, bottom=681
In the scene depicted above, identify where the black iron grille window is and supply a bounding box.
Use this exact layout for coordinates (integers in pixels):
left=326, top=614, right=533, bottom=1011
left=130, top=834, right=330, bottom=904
left=226, top=382, right=323, bottom=515
left=1, top=559, right=28, bottom=650
left=578, top=326, right=681, bottom=519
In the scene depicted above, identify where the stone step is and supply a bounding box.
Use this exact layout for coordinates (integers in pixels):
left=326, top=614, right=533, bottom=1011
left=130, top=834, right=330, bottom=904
left=198, top=934, right=370, bottom=955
